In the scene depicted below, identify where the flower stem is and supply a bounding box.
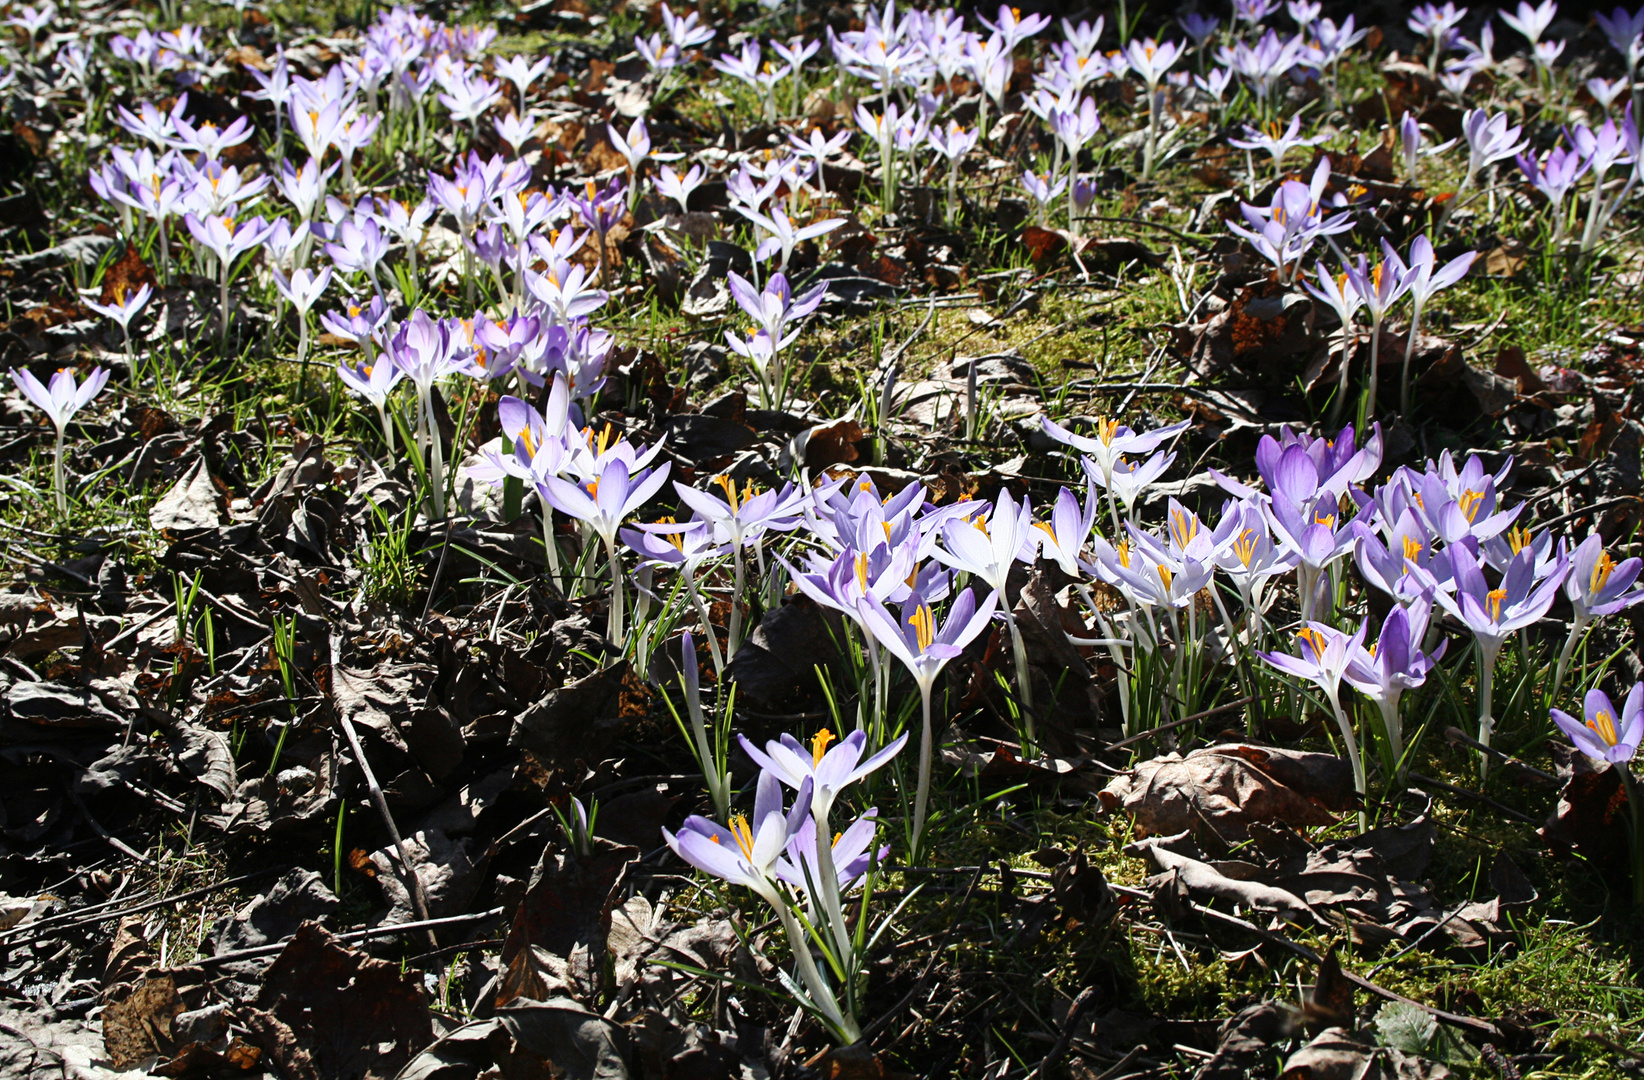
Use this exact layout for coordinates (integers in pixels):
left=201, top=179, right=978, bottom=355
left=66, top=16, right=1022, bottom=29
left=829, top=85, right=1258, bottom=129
left=605, top=532, right=625, bottom=647
left=911, top=681, right=934, bottom=863
left=1477, top=638, right=1501, bottom=780
left=1326, top=688, right=1367, bottom=832
left=52, top=427, right=67, bottom=518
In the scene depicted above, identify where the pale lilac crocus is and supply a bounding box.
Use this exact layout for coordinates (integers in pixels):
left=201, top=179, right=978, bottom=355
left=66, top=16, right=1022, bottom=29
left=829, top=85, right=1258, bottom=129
left=1260, top=620, right=1372, bottom=826
left=1385, top=235, right=1477, bottom=415
left=933, top=494, right=1040, bottom=733
left=271, top=265, right=332, bottom=377
left=1344, top=599, right=1444, bottom=777
left=737, top=203, right=845, bottom=272
left=654, top=163, right=705, bottom=214
left=384, top=310, right=474, bottom=521
left=661, top=771, right=856, bottom=1039
left=10, top=366, right=111, bottom=516
left=541, top=454, right=672, bottom=644
left=84, top=281, right=152, bottom=371
left=1435, top=544, right=1569, bottom=773
left=183, top=212, right=272, bottom=345
left=1552, top=535, right=1644, bottom=702
left=1553, top=685, right=1643, bottom=766
left=337, top=345, right=408, bottom=454
left=857, top=588, right=994, bottom=856
left=1345, top=251, right=1418, bottom=419
left=741, top=726, right=906, bottom=963
left=675, top=475, right=802, bottom=652
left=1123, top=38, right=1185, bottom=179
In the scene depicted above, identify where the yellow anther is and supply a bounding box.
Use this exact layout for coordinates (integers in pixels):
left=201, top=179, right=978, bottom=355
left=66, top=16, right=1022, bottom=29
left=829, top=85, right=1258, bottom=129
left=811, top=728, right=836, bottom=765
left=909, top=603, right=935, bottom=650
left=1589, top=709, right=1620, bottom=747
left=1591, top=551, right=1617, bottom=595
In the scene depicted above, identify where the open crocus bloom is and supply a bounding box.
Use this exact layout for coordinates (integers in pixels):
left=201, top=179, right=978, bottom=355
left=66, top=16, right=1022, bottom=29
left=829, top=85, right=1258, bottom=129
left=1552, top=685, right=1644, bottom=765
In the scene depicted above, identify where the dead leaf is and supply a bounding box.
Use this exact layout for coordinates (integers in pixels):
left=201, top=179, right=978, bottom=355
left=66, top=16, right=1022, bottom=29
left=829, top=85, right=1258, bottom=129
left=501, top=840, right=639, bottom=1005
left=1194, top=1001, right=1297, bottom=1080
left=150, top=459, right=224, bottom=533
left=1280, top=1027, right=1451, bottom=1079
left=1539, top=746, right=1630, bottom=881
left=1128, top=832, right=1322, bottom=924
left=494, top=998, right=631, bottom=1079
left=99, top=244, right=155, bottom=306
left=1100, top=744, right=1356, bottom=844
left=246, top=922, right=430, bottom=1080
left=102, top=974, right=185, bottom=1069
left=509, top=660, right=643, bottom=769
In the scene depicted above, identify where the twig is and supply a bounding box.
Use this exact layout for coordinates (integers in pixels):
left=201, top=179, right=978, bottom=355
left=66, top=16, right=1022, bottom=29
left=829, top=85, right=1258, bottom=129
left=1531, top=495, right=1643, bottom=533
left=1441, top=727, right=1556, bottom=783
left=1182, top=899, right=1501, bottom=1037
left=1408, top=773, right=1535, bottom=823
left=194, top=907, right=505, bottom=966
left=58, top=771, right=155, bottom=867
left=3, top=867, right=288, bottom=946
left=1032, top=985, right=1100, bottom=1079
left=1104, top=696, right=1256, bottom=752
left=100, top=602, right=177, bottom=651
left=337, top=712, right=440, bottom=952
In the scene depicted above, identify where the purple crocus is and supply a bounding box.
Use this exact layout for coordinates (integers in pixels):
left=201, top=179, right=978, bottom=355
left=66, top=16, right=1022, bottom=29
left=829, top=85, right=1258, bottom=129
left=1259, top=620, right=1372, bottom=823
left=857, top=587, right=996, bottom=854
left=1344, top=598, right=1445, bottom=774
left=661, top=770, right=856, bottom=1039
left=1552, top=535, right=1644, bottom=702
left=1436, top=544, right=1570, bottom=770
left=542, top=454, right=671, bottom=643
left=10, top=365, right=111, bottom=516
left=1553, top=684, right=1643, bottom=765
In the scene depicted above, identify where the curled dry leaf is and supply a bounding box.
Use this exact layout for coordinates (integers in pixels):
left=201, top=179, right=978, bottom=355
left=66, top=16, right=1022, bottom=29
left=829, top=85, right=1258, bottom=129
left=1126, top=831, right=1322, bottom=925
left=1100, top=743, right=1356, bottom=844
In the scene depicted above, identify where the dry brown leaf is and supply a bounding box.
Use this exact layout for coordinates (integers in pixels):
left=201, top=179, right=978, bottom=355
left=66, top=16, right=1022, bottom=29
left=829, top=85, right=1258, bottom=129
left=1100, top=743, right=1355, bottom=844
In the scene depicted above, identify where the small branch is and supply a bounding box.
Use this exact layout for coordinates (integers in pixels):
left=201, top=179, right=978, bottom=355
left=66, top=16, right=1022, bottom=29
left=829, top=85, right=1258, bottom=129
left=4, top=867, right=288, bottom=949
left=338, top=714, right=440, bottom=952
left=194, top=907, right=505, bottom=966
left=1408, top=773, right=1535, bottom=823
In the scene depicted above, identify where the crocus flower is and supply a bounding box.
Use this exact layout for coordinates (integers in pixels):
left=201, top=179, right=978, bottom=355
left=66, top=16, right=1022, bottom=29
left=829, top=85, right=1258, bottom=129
left=1550, top=534, right=1644, bottom=702
left=494, top=53, right=551, bottom=112
left=11, top=366, right=110, bottom=516
left=1343, top=251, right=1418, bottom=418
left=1041, top=415, right=1190, bottom=528
left=777, top=808, right=886, bottom=898
left=84, top=282, right=152, bottom=369
left=736, top=203, right=845, bottom=272
left=184, top=212, right=272, bottom=345
left=1229, top=115, right=1325, bottom=181
left=1501, top=0, right=1557, bottom=45
left=542, top=454, right=671, bottom=643
left=1436, top=544, right=1569, bottom=770
left=1596, top=5, right=1644, bottom=81
left=654, top=163, right=705, bottom=214
left=272, top=265, right=332, bottom=375
left=660, top=1, right=716, bottom=50
left=676, top=475, right=801, bottom=650
left=1260, top=620, right=1371, bottom=822
left=1344, top=599, right=1444, bottom=774
left=662, top=771, right=857, bottom=1041
left=1553, top=684, right=1643, bottom=765
left=338, top=327, right=406, bottom=423
left=857, top=587, right=995, bottom=854
left=1409, top=2, right=1467, bottom=71
left=1380, top=235, right=1478, bottom=415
